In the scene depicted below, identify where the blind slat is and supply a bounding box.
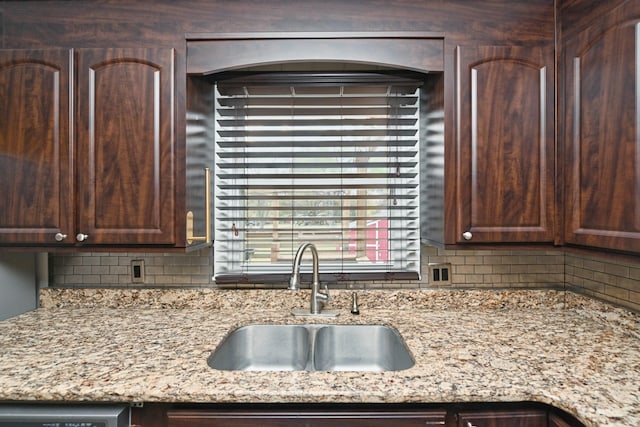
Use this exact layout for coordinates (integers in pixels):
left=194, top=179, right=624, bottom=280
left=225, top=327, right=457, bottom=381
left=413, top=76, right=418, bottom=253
left=217, top=184, right=418, bottom=190
left=216, top=150, right=418, bottom=159
left=217, top=173, right=418, bottom=180
left=216, top=140, right=418, bottom=149
left=215, top=161, right=418, bottom=169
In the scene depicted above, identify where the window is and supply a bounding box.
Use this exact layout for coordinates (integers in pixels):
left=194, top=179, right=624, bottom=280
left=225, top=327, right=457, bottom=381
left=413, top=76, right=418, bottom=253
left=213, top=72, right=422, bottom=283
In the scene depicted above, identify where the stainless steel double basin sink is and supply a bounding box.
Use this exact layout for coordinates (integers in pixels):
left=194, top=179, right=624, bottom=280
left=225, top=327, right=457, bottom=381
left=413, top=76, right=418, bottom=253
left=208, top=324, right=414, bottom=372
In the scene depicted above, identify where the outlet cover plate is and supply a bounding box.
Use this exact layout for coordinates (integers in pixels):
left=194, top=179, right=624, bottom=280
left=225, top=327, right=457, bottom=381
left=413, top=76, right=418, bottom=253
left=428, top=262, right=452, bottom=286
left=131, top=260, right=145, bottom=284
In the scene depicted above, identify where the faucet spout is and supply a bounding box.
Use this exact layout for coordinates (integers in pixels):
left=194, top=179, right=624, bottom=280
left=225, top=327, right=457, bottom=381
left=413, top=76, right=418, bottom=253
left=290, top=242, right=315, bottom=290
left=289, top=242, right=329, bottom=314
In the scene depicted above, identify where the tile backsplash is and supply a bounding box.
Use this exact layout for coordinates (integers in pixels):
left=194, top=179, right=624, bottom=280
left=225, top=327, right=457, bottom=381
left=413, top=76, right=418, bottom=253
left=50, top=245, right=565, bottom=289
left=566, top=252, right=640, bottom=312
left=49, top=246, right=640, bottom=312
left=51, top=249, right=214, bottom=287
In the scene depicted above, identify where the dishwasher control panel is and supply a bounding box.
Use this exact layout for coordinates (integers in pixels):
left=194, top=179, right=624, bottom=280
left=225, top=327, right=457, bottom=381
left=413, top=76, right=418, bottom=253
left=0, top=405, right=129, bottom=427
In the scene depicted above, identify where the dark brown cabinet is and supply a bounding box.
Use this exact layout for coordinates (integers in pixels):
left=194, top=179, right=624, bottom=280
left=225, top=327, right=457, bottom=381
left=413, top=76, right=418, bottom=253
left=75, top=48, right=176, bottom=245
left=562, top=4, right=640, bottom=254
left=457, top=409, right=547, bottom=427
left=453, top=46, right=555, bottom=244
left=132, top=403, right=585, bottom=427
left=548, top=413, right=572, bottom=427
left=167, top=409, right=447, bottom=427
left=0, top=49, right=73, bottom=245
left=0, top=48, right=176, bottom=247
left=3, top=1, right=637, bottom=255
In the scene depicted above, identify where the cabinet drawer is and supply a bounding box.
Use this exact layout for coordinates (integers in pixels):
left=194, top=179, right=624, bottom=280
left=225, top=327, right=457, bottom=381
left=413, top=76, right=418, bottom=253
left=167, top=409, right=447, bottom=427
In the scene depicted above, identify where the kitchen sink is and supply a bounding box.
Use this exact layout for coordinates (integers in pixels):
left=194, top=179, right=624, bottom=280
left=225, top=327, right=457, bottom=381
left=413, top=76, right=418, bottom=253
left=313, top=325, right=414, bottom=371
left=207, top=324, right=414, bottom=372
left=207, top=325, right=311, bottom=371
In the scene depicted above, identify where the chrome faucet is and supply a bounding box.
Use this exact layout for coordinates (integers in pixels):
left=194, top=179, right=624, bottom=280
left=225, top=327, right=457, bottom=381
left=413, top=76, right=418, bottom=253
left=289, top=242, right=329, bottom=314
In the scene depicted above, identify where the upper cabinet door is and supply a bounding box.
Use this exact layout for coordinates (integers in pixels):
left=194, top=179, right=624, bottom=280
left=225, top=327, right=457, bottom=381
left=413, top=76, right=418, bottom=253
left=75, top=48, right=176, bottom=245
left=0, top=49, right=74, bottom=245
left=454, top=46, right=555, bottom=244
left=564, top=18, right=640, bottom=254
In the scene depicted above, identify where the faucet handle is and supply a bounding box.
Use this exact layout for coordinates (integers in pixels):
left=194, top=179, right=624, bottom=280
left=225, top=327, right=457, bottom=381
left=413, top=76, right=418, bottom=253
left=319, top=282, right=330, bottom=306
left=317, top=282, right=330, bottom=301
left=322, top=282, right=330, bottom=296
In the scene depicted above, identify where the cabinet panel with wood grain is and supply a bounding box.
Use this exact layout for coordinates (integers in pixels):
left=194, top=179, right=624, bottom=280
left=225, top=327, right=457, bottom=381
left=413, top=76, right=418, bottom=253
left=75, top=48, right=176, bottom=245
left=0, top=49, right=73, bottom=245
left=453, top=46, right=555, bottom=244
left=167, top=409, right=447, bottom=427
left=562, top=2, right=640, bottom=254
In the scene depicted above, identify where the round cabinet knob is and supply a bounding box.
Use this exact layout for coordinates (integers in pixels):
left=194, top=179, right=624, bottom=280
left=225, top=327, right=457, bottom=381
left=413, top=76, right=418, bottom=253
left=462, top=231, right=473, bottom=240
left=54, top=233, right=67, bottom=242
left=76, top=233, right=89, bottom=242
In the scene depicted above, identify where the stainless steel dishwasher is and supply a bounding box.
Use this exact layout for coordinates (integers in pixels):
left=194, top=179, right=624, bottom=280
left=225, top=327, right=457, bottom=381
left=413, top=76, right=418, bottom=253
left=0, top=404, right=129, bottom=426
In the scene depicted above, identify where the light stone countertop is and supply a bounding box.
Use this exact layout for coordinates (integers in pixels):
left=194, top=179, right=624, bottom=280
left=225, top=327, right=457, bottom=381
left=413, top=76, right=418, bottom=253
left=0, top=288, right=639, bottom=427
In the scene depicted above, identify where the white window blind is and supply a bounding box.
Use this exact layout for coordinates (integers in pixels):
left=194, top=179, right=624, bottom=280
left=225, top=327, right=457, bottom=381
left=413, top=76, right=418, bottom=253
left=213, top=73, right=421, bottom=283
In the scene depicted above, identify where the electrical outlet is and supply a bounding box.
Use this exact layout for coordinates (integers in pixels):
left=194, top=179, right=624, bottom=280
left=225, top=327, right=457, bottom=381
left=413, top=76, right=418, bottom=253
left=428, top=262, right=452, bottom=286
left=131, top=260, right=145, bottom=284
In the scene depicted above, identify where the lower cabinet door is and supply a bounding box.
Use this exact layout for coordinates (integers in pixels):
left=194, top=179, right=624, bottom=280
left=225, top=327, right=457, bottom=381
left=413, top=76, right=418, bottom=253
left=167, top=410, right=447, bottom=427
left=457, top=410, right=547, bottom=427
